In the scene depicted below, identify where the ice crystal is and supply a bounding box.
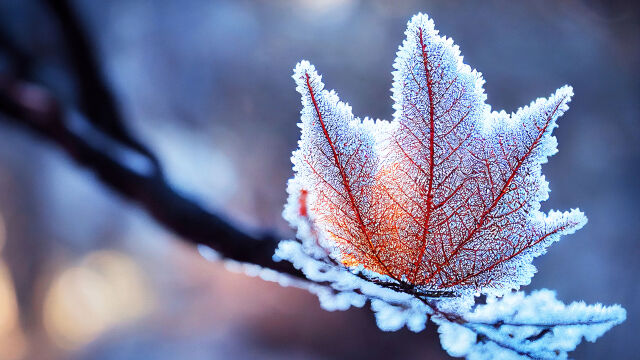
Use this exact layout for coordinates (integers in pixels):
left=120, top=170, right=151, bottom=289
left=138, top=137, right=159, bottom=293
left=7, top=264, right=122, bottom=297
left=435, top=290, right=626, bottom=359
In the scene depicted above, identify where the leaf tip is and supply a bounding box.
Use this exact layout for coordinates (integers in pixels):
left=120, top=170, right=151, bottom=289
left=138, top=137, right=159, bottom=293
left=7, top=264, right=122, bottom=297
left=406, top=12, right=436, bottom=34
left=293, top=60, right=323, bottom=93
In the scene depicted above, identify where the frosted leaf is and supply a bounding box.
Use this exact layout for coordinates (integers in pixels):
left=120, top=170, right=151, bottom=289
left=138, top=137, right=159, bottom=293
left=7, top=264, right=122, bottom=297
left=272, top=11, right=624, bottom=357
left=282, top=11, right=587, bottom=310
left=433, top=290, right=626, bottom=359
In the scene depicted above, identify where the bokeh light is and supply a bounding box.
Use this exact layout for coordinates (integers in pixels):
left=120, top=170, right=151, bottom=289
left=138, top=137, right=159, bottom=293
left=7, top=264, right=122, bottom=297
left=43, top=251, right=154, bottom=350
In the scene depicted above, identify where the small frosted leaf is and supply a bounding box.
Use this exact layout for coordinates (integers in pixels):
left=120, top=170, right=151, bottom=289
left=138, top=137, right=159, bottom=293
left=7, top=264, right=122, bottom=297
left=433, top=290, right=626, bottom=359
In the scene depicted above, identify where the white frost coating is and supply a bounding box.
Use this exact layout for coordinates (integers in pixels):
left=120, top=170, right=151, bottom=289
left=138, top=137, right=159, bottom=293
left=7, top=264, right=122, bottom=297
left=371, top=298, right=429, bottom=332
left=275, top=241, right=433, bottom=329
left=197, top=244, right=221, bottom=262
left=438, top=320, right=477, bottom=357
left=433, top=290, right=626, bottom=360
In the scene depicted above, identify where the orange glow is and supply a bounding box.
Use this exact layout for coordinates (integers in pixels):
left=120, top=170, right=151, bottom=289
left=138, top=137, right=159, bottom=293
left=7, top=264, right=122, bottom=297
left=43, top=251, right=153, bottom=350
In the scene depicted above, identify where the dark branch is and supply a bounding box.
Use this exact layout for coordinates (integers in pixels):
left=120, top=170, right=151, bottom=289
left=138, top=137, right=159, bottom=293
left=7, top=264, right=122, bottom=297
left=0, top=1, right=305, bottom=282
left=0, top=76, right=305, bottom=280
left=43, top=0, right=163, bottom=175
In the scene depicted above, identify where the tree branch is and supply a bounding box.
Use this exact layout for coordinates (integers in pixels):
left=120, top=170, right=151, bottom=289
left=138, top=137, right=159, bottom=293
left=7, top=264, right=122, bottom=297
left=0, top=0, right=304, bottom=280
left=0, top=76, right=305, bottom=280
left=43, top=0, right=163, bottom=175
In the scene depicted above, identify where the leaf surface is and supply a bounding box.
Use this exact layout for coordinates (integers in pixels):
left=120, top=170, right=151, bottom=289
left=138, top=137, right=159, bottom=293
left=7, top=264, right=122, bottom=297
left=285, top=14, right=586, bottom=297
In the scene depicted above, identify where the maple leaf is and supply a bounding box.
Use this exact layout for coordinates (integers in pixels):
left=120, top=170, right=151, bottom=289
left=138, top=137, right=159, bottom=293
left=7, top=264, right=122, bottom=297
left=268, top=13, right=625, bottom=358
left=283, top=13, right=586, bottom=300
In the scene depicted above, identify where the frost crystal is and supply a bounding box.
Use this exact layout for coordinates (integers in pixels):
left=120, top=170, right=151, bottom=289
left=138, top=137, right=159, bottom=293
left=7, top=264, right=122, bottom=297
left=272, top=12, right=624, bottom=358
left=434, top=290, right=626, bottom=359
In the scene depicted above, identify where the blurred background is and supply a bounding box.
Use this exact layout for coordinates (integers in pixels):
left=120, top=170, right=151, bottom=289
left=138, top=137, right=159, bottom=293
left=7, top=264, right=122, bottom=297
left=0, top=0, right=637, bottom=359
